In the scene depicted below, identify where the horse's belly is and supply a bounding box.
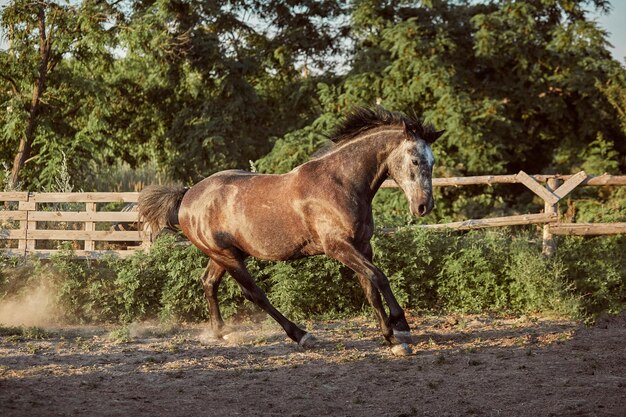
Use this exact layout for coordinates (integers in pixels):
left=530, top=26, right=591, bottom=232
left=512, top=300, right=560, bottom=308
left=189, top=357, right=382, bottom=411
left=234, top=218, right=322, bottom=260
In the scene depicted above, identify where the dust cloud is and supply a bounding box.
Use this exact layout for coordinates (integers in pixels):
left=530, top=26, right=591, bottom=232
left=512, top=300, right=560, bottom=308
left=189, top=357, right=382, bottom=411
left=0, top=283, right=59, bottom=327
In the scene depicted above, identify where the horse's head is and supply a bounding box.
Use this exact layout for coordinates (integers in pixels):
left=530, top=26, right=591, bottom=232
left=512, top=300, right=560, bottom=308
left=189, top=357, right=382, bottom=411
left=387, top=124, right=443, bottom=217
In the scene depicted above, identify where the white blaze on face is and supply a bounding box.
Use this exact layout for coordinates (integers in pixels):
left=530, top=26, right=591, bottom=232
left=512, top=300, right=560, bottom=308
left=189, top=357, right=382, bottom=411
left=419, top=142, right=435, bottom=191
left=423, top=143, right=435, bottom=169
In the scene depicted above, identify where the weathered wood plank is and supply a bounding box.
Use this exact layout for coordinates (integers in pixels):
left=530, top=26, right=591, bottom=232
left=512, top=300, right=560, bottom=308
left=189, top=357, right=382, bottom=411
left=381, top=173, right=626, bottom=188
left=578, top=174, right=626, bottom=186
left=382, top=176, right=521, bottom=188
left=29, top=192, right=140, bottom=203
left=27, top=230, right=144, bottom=241
left=432, top=175, right=519, bottom=187
left=28, top=211, right=138, bottom=222
left=0, top=211, right=27, bottom=221
left=553, top=171, right=587, bottom=199
left=414, top=213, right=557, bottom=231
left=19, top=200, right=36, bottom=252
left=7, top=249, right=141, bottom=259
left=549, top=223, right=626, bottom=236
left=0, top=192, right=30, bottom=202
left=542, top=178, right=559, bottom=256
left=516, top=171, right=560, bottom=206
left=0, top=248, right=27, bottom=256
left=0, top=229, right=27, bottom=239
left=84, top=202, right=96, bottom=251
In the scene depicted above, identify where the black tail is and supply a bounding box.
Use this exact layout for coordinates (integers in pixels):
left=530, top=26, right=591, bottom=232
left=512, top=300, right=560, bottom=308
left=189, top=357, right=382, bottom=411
left=137, top=185, right=188, bottom=233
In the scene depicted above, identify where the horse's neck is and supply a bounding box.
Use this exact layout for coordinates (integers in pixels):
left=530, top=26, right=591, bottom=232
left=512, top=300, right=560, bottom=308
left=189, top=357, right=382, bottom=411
left=319, top=131, right=400, bottom=200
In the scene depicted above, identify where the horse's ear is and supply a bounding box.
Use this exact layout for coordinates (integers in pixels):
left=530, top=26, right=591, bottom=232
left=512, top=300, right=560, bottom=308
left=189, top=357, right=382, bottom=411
left=402, top=121, right=411, bottom=137
left=403, top=121, right=419, bottom=140
left=424, top=129, right=445, bottom=144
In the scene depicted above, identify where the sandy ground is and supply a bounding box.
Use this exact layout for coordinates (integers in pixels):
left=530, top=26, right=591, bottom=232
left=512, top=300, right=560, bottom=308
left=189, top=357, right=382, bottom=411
left=1, top=312, right=625, bottom=417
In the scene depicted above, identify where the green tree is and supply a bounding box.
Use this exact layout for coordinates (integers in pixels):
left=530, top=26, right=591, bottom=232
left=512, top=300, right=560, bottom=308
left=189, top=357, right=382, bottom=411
left=259, top=0, right=625, bottom=222
left=0, top=0, right=122, bottom=190
left=1, top=0, right=345, bottom=189
left=99, top=0, right=346, bottom=184
left=337, top=0, right=625, bottom=175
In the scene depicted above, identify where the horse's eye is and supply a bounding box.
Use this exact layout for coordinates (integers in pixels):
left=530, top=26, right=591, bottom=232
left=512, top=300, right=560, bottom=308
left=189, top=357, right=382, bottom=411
left=411, top=159, right=419, bottom=166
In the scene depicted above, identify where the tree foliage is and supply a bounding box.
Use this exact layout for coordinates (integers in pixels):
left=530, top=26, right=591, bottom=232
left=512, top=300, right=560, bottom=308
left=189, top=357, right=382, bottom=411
left=0, top=0, right=122, bottom=189
left=0, top=0, right=624, bottom=209
left=316, top=0, right=625, bottom=176
left=255, top=0, right=626, bottom=221
left=1, top=0, right=345, bottom=188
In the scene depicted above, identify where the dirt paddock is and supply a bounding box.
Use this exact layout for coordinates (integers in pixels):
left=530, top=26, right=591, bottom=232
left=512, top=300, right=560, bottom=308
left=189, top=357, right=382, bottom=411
left=1, top=313, right=625, bottom=417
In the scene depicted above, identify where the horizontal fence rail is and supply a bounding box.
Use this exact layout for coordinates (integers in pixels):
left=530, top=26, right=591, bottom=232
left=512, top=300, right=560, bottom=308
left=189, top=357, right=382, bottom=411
left=385, top=171, right=626, bottom=255
left=381, top=172, right=626, bottom=188
left=0, top=192, right=148, bottom=258
left=0, top=171, right=624, bottom=258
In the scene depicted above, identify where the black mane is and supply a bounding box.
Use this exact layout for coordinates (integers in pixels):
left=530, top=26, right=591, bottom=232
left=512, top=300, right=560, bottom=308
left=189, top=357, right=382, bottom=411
left=330, top=106, right=434, bottom=144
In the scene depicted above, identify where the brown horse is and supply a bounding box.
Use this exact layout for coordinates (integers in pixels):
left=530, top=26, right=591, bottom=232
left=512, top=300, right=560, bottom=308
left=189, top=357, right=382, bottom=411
left=138, top=107, right=442, bottom=348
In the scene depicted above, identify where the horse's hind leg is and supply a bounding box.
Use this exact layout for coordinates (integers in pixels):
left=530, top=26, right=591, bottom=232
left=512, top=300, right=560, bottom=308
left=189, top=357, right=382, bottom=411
left=225, top=258, right=312, bottom=347
left=200, top=260, right=226, bottom=337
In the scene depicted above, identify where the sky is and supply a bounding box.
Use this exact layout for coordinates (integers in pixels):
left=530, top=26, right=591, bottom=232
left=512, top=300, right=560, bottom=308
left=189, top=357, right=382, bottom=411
left=0, top=0, right=624, bottom=64
left=592, top=0, right=626, bottom=64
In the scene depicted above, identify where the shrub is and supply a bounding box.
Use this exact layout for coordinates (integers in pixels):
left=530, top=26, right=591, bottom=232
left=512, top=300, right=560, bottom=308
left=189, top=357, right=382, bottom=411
left=157, top=241, right=211, bottom=322
left=252, top=256, right=363, bottom=321
left=52, top=251, right=120, bottom=323
left=558, top=235, right=626, bottom=315
left=506, top=239, right=578, bottom=317
left=372, top=227, right=449, bottom=311
left=0, top=254, right=45, bottom=300
left=375, top=228, right=581, bottom=316
left=1, top=228, right=623, bottom=325
left=110, top=235, right=216, bottom=323
left=435, top=230, right=512, bottom=313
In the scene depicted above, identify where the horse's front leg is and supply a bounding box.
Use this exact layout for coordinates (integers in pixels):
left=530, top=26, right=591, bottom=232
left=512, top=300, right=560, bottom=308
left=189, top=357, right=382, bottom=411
left=355, top=244, right=394, bottom=344
left=325, top=239, right=412, bottom=345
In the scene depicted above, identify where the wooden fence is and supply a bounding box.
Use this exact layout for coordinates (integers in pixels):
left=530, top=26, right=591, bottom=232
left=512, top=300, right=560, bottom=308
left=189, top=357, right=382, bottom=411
left=383, top=170, right=626, bottom=255
left=0, top=191, right=149, bottom=258
left=0, top=171, right=624, bottom=258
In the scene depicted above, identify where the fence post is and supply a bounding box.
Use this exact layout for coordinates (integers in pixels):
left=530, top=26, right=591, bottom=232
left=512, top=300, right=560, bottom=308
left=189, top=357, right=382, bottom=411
left=542, top=178, right=560, bottom=256
left=84, top=202, right=96, bottom=252
left=18, top=193, right=36, bottom=256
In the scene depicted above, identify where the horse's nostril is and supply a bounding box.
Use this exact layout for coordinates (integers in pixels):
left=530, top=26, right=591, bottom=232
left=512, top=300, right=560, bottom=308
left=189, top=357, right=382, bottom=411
left=418, top=204, right=427, bottom=215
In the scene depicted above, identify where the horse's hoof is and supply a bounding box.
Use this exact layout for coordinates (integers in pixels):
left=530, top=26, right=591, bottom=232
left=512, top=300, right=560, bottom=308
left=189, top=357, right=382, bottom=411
left=298, top=333, right=316, bottom=348
left=392, top=330, right=413, bottom=344
left=391, top=343, right=412, bottom=356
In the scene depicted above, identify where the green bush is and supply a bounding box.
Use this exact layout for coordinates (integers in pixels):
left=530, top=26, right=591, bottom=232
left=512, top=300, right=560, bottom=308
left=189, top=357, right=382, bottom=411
left=506, top=239, right=578, bottom=316
left=112, top=242, right=170, bottom=323
left=372, top=227, right=449, bottom=311
left=52, top=249, right=120, bottom=323
left=0, top=254, right=44, bottom=300
left=436, top=230, right=512, bottom=313
left=157, top=241, right=212, bottom=322
left=1, top=228, right=624, bottom=325
left=558, top=235, right=626, bottom=315
left=109, top=236, right=218, bottom=323
left=251, top=256, right=363, bottom=321
left=374, top=228, right=581, bottom=316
